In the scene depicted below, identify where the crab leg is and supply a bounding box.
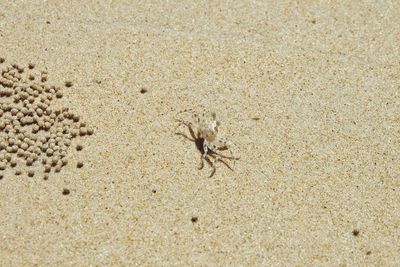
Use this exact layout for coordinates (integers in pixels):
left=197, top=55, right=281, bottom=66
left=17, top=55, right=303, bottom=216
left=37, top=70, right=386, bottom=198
left=204, top=156, right=216, bottom=177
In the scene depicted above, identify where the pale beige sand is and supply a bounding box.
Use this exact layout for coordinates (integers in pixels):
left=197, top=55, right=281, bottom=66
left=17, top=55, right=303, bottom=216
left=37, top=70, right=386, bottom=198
left=1, top=1, right=400, bottom=266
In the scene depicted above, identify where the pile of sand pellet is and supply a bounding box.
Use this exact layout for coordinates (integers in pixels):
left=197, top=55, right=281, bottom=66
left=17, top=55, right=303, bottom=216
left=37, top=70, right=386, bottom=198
left=0, top=57, right=93, bottom=180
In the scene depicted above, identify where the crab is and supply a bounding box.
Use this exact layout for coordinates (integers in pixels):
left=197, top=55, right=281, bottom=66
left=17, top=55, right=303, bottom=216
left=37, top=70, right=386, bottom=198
left=174, top=108, right=239, bottom=177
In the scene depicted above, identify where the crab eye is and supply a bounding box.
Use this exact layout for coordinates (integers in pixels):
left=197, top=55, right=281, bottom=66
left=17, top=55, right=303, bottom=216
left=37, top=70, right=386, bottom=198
left=211, top=112, right=216, bottom=119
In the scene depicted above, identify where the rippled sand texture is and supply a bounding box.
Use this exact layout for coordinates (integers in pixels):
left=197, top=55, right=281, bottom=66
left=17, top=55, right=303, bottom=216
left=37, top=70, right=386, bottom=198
left=0, top=1, right=399, bottom=266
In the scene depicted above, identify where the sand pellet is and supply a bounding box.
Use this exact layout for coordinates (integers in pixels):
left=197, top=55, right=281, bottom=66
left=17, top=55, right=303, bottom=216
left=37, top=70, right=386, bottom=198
left=0, top=60, right=93, bottom=178
left=79, top=127, right=87, bottom=136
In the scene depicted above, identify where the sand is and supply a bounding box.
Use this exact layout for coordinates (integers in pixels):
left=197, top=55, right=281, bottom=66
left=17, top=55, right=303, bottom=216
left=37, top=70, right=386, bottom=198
left=0, top=1, right=399, bottom=266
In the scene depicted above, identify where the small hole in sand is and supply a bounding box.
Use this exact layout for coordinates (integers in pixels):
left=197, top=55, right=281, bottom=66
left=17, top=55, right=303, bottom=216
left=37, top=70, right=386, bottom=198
left=62, top=188, right=70, bottom=195
left=352, top=229, right=360, bottom=236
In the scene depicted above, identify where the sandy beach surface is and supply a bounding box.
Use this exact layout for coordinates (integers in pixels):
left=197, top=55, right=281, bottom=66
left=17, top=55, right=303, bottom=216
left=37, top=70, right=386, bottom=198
left=1, top=1, right=399, bottom=266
